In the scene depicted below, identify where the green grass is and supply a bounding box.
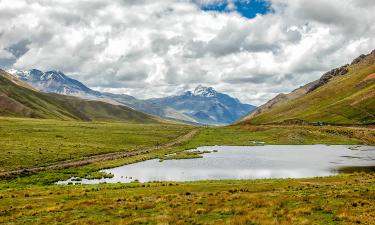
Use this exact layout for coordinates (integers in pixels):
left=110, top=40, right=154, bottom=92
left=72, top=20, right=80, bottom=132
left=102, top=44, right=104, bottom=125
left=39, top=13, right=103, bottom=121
left=183, top=125, right=375, bottom=147
left=0, top=117, right=374, bottom=224
left=0, top=72, right=78, bottom=120
left=0, top=117, right=192, bottom=171
left=0, top=120, right=373, bottom=186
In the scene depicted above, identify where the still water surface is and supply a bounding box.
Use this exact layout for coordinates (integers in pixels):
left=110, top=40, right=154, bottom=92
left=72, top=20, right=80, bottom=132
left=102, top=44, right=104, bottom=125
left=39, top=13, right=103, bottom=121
left=57, top=145, right=375, bottom=184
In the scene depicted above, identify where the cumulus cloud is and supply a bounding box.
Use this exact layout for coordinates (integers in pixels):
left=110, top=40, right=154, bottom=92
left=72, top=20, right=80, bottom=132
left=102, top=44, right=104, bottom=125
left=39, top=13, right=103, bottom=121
left=0, top=0, right=374, bottom=105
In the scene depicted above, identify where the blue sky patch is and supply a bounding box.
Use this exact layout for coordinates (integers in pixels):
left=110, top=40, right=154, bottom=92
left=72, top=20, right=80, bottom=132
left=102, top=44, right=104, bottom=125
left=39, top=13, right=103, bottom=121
left=196, top=0, right=271, bottom=19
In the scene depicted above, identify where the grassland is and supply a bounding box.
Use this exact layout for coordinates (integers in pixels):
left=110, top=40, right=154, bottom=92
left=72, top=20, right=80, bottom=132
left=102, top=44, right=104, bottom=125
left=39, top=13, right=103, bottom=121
left=1, top=117, right=375, bottom=224
left=2, top=118, right=373, bottom=171
left=0, top=117, right=192, bottom=171
left=181, top=124, right=375, bottom=148
left=0, top=118, right=374, bottom=183
left=1, top=172, right=374, bottom=224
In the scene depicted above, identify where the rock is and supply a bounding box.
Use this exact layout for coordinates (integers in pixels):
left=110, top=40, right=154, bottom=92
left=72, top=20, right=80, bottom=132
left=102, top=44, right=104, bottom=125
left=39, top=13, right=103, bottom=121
left=308, top=65, right=349, bottom=93
left=351, top=54, right=367, bottom=65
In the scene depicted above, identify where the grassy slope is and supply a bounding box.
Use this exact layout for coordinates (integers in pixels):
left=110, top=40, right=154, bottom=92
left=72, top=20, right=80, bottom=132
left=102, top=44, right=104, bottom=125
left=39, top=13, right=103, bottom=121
left=0, top=117, right=192, bottom=171
left=0, top=70, right=159, bottom=123
left=0, top=72, right=79, bottom=120
left=49, top=94, right=159, bottom=123
left=242, top=53, right=375, bottom=125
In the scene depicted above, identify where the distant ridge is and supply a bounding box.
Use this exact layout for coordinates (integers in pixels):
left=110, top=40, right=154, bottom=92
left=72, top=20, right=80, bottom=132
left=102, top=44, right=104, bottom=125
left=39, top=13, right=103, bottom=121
left=7, top=69, right=197, bottom=123
left=7, top=69, right=256, bottom=125
left=0, top=69, right=159, bottom=123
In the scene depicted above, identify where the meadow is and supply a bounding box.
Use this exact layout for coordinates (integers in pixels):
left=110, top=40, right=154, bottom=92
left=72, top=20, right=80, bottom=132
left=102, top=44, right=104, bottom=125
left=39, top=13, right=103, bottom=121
left=0, top=117, right=192, bottom=171
left=1, top=117, right=374, bottom=224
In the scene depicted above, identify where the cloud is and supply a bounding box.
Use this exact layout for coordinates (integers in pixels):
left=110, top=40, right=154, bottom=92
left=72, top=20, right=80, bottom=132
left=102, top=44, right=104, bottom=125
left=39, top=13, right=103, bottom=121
left=0, top=0, right=374, bottom=105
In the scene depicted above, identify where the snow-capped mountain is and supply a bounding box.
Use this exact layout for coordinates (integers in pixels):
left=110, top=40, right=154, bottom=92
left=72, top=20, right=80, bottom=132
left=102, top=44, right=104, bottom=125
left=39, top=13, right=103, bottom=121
left=7, top=69, right=195, bottom=123
left=7, top=69, right=255, bottom=125
left=146, top=85, right=256, bottom=125
left=8, top=69, right=101, bottom=97
left=192, top=85, right=217, bottom=97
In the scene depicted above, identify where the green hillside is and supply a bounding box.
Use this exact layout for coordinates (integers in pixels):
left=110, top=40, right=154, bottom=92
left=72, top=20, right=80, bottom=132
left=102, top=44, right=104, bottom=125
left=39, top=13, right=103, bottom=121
left=0, top=70, right=158, bottom=123
left=241, top=50, right=375, bottom=125
left=49, top=94, right=159, bottom=123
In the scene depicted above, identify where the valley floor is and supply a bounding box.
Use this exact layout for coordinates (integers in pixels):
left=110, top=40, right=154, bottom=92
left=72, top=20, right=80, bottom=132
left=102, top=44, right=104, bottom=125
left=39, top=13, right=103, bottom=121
left=1, top=117, right=374, bottom=224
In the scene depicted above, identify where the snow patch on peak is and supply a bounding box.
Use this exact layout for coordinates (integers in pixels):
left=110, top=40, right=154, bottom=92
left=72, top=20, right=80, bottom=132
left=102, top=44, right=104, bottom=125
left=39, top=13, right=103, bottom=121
left=6, top=69, right=20, bottom=75
left=193, top=85, right=217, bottom=97
left=7, top=69, right=33, bottom=80
left=8, top=69, right=44, bottom=80
left=6, top=68, right=97, bottom=96
left=42, top=70, right=67, bottom=81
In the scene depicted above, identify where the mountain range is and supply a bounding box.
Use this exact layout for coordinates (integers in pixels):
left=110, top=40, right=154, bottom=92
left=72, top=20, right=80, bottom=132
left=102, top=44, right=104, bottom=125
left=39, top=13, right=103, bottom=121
left=241, top=49, right=375, bottom=125
left=3, top=49, right=374, bottom=126
left=7, top=69, right=255, bottom=125
left=147, top=85, right=255, bottom=125
left=7, top=69, right=189, bottom=122
left=0, top=69, right=159, bottom=123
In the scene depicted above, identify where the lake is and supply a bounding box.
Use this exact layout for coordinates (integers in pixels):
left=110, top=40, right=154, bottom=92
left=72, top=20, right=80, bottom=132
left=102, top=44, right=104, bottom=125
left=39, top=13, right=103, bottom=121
left=57, top=145, right=375, bottom=184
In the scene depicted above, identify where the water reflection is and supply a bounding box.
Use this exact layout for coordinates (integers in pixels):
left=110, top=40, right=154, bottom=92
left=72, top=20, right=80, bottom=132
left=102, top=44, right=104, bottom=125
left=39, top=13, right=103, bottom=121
left=57, top=145, right=375, bottom=185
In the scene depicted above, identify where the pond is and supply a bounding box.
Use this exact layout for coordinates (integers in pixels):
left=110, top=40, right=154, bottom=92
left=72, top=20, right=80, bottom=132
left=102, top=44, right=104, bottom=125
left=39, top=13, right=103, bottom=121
left=57, top=145, right=375, bottom=185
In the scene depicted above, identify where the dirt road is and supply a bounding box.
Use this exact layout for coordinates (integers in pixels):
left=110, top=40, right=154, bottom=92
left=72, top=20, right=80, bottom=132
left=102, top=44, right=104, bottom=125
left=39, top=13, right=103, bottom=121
left=0, top=129, right=200, bottom=178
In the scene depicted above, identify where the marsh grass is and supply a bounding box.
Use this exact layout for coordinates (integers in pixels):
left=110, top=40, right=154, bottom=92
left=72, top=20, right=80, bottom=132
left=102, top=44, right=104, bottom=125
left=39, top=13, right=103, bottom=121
left=1, top=172, right=374, bottom=224
left=160, top=150, right=212, bottom=161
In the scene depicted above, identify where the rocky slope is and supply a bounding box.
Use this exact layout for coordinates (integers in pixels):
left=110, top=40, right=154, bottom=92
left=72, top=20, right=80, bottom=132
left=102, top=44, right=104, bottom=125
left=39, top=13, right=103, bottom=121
left=241, top=49, right=375, bottom=125
left=245, top=80, right=318, bottom=120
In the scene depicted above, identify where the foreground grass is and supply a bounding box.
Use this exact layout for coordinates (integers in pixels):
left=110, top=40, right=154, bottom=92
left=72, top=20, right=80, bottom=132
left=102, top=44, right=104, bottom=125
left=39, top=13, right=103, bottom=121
left=1, top=173, right=374, bottom=224
left=0, top=117, right=192, bottom=171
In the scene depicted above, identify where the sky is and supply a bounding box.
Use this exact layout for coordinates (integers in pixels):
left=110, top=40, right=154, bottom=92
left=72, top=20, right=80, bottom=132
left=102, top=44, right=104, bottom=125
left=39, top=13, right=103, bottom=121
left=0, top=0, right=374, bottom=106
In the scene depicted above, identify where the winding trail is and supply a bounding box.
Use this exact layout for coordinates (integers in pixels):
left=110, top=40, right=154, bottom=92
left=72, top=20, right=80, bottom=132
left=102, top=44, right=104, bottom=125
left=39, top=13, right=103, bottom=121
left=0, top=128, right=200, bottom=178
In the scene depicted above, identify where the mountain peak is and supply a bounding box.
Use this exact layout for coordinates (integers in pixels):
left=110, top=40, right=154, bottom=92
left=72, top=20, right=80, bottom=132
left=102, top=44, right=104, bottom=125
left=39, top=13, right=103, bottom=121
left=42, top=70, right=68, bottom=81
left=148, top=84, right=255, bottom=125
left=7, top=69, right=67, bottom=81
left=7, top=69, right=97, bottom=96
left=193, top=85, right=217, bottom=97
